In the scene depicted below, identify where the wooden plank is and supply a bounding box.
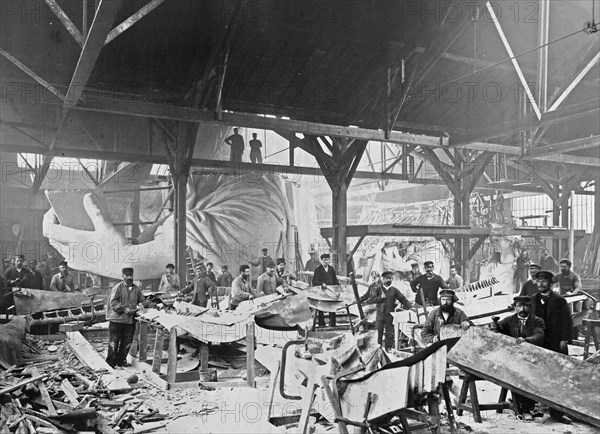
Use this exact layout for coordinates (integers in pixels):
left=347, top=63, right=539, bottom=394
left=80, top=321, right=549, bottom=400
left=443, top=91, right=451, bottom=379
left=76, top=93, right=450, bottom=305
left=139, top=321, right=148, bottom=362
left=448, top=326, right=600, bottom=427
left=131, top=421, right=168, bottom=434
left=435, top=346, right=447, bottom=387
left=199, top=342, right=209, bottom=371
left=298, top=380, right=318, bottom=434
left=67, top=330, right=112, bottom=372
left=152, top=331, right=164, bottom=375
left=0, top=374, right=48, bottom=396
left=112, top=403, right=129, bottom=426
left=60, top=379, right=80, bottom=406
left=423, top=351, right=433, bottom=393
left=246, top=322, right=256, bottom=388
left=129, top=359, right=168, bottom=390
left=31, top=367, right=57, bottom=416
left=166, top=327, right=178, bottom=384
left=67, top=331, right=130, bottom=391
left=415, top=361, right=423, bottom=395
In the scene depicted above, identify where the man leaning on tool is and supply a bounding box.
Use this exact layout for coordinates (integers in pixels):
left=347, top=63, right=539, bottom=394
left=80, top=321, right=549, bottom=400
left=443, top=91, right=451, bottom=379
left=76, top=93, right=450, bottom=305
left=106, top=267, right=148, bottom=368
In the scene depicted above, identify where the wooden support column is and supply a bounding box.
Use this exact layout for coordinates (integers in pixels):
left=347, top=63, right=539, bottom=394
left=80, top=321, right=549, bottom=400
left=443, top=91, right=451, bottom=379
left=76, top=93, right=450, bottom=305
left=131, top=188, right=140, bottom=239
left=552, top=183, right=561, bottom=258
left=294, top=134, right=367, bottom=275
left=152, top=329, right=165, bottom=375
left=454, top=195, right=463, bottom=269
left=166, top=327, right=178, bottom=384
left=423, top=149, right=493, bottom=280
left=246, top=322, right=256, bottom=387
left=560, top=192, right=570, bottom=258
left=199, top=341, right=209, bottom=370
left=174, top=172, right=188, bottom=284
left=461, top=190, right=471, bottom=285
left=139, top=321, right=148, bottom=362
left=331, top=181, right=348, bottom=275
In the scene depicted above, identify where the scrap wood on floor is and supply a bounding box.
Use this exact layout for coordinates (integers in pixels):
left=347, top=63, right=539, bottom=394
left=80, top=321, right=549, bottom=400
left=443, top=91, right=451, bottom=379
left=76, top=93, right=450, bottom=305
left=0, top=330, right=175, bottom=434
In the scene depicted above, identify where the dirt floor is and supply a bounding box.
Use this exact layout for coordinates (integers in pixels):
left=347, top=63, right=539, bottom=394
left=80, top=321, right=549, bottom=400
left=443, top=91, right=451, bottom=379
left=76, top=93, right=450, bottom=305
left=4, top=328, right=599, bottom=434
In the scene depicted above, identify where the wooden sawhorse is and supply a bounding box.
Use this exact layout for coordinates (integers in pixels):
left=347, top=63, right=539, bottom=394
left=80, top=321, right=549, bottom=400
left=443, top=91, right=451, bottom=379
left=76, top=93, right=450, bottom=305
left=456, top=373, right=511, bottom=422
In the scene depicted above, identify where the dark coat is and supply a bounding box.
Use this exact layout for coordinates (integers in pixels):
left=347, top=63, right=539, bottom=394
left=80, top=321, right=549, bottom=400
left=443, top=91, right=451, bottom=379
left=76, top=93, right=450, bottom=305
left=497, top=313, right=545, bottom=346
left=4, top=267, right=31, bottom=288
left=519, top=280, right=538, bottom=297
left=29, top=270, right=44, bottom=290
left=531, top=291, right=573, bottom=352
left=410, top=274, right=447, bottom=305
left=360, top=283, right=412, bottom=317
left=312, top=265, right=339, bottom=286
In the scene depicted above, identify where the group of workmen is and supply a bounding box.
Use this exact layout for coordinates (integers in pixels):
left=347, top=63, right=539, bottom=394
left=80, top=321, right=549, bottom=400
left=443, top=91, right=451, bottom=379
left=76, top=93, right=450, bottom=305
left=104, top=256, right=297, bottom=368
left=2, top=254, right=79, bottom=294
left=6, top=244, right=583, bottom=424
left=156, top=250, right=297, bottom=311
left=418, top=257, right=580, bottom=422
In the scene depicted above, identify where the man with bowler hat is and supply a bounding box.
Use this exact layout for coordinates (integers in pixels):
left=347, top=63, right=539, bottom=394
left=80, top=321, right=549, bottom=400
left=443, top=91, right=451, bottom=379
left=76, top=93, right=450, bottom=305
left=530, top=269, right=573, bottom=423
left=491, top=295, right=545, bottom=420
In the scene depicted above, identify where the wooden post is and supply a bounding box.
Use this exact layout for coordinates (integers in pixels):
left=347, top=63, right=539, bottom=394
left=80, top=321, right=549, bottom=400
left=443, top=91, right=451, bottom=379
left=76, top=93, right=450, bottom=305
left=461, top=190, right=471, bottom=285
left=427, top=393, right=441, bottom=434
left=349, top=273, right=365, bottom=324
left=152, top=328, right=164, bottom=375
left=139, top=321, right=148, bottom=362
left=199, top=341, right=209, bottom=371
left=246, top=322, right=256, bottom=387
left=166, top=327, right=178, bottom=384
left=569, top=190, right=575, bottom=265
left=131, top=189, right=140, bottom=239
left=561, top=190, right=570, bottom=259
left=267, top=361, right=281, bottom=421
left=289, top=138, right=295, bottom=166
left=174, top=174, right=188, bottom=289
left=454, top=195, right=462, bottom=268
left=332, top=181, right=348, bottom=276
left=552, top=183, right=561, bottom=257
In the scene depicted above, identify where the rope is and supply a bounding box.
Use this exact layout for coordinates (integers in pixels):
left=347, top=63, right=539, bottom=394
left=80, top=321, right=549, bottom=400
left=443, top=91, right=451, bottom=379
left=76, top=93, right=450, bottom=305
left=438, top=28, right=586, bottom=87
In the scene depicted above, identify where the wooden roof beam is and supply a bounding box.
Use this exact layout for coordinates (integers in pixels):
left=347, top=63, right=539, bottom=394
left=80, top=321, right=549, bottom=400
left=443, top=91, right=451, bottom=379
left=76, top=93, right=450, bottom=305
left=0, top=49, right=65, bottom=101
left=64, top=0, right=122, bottom=109
left=105, top=0, right=166, bottom=45
left=524, top=154, right=600, bottom=168
left=527, top=135, right=600, bottom=157
left=455, top=98, right=600, bottom=144
left=486, top=1, right=541, bottom=120
left=44, top=0, right=83, bottom=47
left=33, top=0, right=121, bottom=193
left=71, top=95, right=447, bottom=148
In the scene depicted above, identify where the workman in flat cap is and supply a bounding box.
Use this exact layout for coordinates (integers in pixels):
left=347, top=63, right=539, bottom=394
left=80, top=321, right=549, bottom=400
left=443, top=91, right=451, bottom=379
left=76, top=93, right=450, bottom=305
left=106, top=267, right=148, bottom=368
